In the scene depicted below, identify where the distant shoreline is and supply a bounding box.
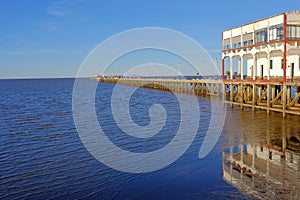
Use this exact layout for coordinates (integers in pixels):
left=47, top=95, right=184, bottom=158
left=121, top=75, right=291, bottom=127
left=0, top=75, right=221, bottom=81
left=0, top=77, right=90, bottom=81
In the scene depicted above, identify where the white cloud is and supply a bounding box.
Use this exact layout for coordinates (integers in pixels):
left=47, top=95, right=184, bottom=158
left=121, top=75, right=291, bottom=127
left=47, top=0, right=70, bottom=17
left=47, top=7, right=67, bottom=16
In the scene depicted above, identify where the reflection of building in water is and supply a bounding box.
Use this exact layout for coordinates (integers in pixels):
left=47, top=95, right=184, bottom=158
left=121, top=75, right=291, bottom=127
left=223, top=137, right=300, bottom=199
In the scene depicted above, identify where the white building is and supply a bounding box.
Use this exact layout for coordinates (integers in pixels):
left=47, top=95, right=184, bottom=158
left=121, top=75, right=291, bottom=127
left=222, top=11, right=300, bottom=81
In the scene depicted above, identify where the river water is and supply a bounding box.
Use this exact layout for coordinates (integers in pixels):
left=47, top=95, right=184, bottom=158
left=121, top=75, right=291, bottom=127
left=0, top=78, right=299, bottom=199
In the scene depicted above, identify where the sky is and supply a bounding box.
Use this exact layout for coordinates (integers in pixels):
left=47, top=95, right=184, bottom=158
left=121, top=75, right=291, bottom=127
left=0, top=0, right=299, bottom=78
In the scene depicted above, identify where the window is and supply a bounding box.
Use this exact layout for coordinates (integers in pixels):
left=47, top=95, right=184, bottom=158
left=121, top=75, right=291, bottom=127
left=260, top=146, right=263, bottom=152
left=277, top=26, right=284, bottom=40
left=223, top=44, right=230, bottom=50
left=270, top=60, right=273, bottom=69
left=255, top=29, right=268, bottom=44
left=269, top=28, right=277, bottom=41
left=281, top=59, right=284, bottom=69
left=291, top=26, right=296, bottom=37
left=232, top=43, right=240, bottom=48
left=287, top=25, right=300, bottom=39
left=287, top=26, right=291, bottom=37
left=269, top=25, right=283, bottom=41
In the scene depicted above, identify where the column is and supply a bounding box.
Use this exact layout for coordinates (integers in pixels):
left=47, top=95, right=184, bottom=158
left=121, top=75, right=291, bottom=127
left=230, top=56, right=233, bottom=79
left=238, top=58, right=241, bottom=78
left=253, top=55, right=256, bottom=80
left=222, top=58, right=225, bottom=80
left=267, top=52, right=270, bottom=80
left=240, top=57, right=244, bottom=80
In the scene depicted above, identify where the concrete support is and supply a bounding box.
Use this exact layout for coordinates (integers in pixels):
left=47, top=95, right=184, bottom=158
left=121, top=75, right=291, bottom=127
left=230, top=56, right=233, bottom=79
left=253, top=55, right=256, bottom=80
left=222, top=58, right=225, bottom=80
left=240, top=57, right=244, bottom=80
left=267, top=52, right=270, bottom=80
left=238, top=58, right=241, bottom=78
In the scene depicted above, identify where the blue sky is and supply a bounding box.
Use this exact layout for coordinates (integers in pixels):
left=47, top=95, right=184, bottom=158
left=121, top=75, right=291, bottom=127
left=0, top=0, right=299, bottom=78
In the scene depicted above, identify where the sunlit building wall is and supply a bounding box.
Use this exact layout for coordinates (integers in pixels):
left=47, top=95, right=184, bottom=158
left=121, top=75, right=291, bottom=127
left=222, top=11, right=300, bottom=81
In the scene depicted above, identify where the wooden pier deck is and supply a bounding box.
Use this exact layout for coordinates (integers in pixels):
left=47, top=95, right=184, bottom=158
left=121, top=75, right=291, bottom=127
left=94, top=77, right=300, bottom=117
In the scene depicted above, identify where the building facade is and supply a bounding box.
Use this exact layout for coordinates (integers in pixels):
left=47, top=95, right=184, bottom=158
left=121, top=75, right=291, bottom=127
left=222, top=11, right=300, bottom=81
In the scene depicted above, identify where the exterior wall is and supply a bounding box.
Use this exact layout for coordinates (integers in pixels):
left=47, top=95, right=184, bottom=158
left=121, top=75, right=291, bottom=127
left=247, top=59, right=253, bottom=77
left=270, top=56, right=283, bottom=77
left=269, top=14, right=285, bottom=26
left=222, top=11, right=300, bottom=81
left=287, top=11, right=300, bottom=25
left=287, top=55, right=300, bottom=77
left=256, top=57, right=268, bottom=78
left=222, top=14, right=284, bottom=40
left=245, top=55, right=300, bottom=77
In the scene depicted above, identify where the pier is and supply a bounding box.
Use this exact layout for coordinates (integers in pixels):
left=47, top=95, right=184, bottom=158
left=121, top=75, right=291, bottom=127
left=223, top=80, right=300, bottom=117
left=95, top=77, right=222, bottom=96
left=94, top=77, right=300, bottom=117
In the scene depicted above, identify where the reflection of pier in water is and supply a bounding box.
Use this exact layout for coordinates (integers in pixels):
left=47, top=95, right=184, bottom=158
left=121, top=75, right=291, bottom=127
left=222, top=112, right=300, bottom=199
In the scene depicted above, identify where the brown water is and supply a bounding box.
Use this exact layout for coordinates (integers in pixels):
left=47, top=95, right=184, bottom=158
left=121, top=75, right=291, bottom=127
left=222, top=108, right=300, bottom=200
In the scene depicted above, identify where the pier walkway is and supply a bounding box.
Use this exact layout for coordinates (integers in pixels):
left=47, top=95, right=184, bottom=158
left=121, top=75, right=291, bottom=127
left=94, top=77, right=300, bottom=117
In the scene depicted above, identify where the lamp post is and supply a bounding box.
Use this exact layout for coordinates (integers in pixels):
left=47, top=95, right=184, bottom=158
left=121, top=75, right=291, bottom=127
left=178, top=62, right=181, bottom=79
